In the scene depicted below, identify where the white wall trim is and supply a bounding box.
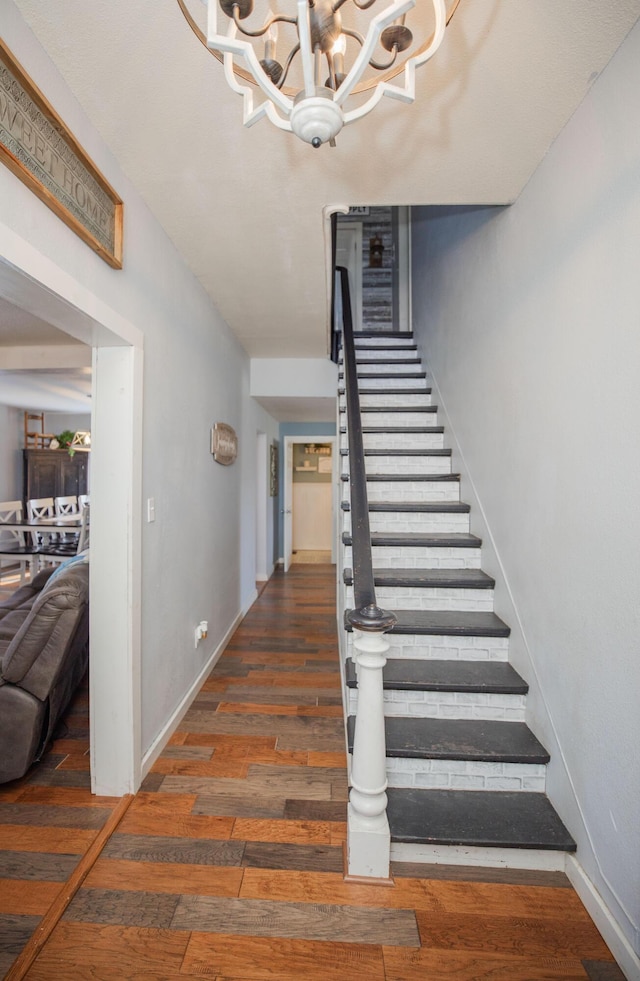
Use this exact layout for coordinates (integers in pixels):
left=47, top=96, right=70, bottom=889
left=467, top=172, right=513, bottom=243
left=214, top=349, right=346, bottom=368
left=90, top=344, right=143, bottom=796
left=323, top=204, right=350, bottom=355
left=566, top=856, right=640, bottom=981
left=0, top=224, right=144, bottom=798
left=141, top=589, right=259, bottom=778
left=0, top=224, right=143, bottom=348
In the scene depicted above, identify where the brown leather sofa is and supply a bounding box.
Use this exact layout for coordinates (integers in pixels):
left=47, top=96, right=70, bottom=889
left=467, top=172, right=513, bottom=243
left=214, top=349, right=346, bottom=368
left=0, top=561, right=89, bottom=783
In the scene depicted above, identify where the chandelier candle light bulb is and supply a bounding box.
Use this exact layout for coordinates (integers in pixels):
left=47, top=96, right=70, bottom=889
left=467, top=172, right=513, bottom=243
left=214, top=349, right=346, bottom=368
left=176, top=0, right=458, bottom=146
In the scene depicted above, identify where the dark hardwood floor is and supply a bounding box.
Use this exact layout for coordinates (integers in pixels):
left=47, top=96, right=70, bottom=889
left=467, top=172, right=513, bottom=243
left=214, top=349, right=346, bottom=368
left=0, top=565, right=625, bottom=980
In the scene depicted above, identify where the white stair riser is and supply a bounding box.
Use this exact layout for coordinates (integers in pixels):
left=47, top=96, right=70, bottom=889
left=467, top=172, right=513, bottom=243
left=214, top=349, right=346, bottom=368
left=341, top=350, right=419, bottom=362
left=351, top=376, right=429, bottom=390
left=342, top=432, right=445, bottom=451
left=363, top=481, right=460, bottom=503
left=342, top=363, right=423, bottom=376
left=386, top=757, right=546, bottom=793
left=341, top=481, right=460, bottom=504
left=341, top=393, right=433, bottom=408
left=389, top=842, right=567, bottom=872
left=354, top=337, right=414, bottom=347
left=344, top=584, right=493, bottom=612
left=347, top=688, right=525, bottom=722
left=343, top=544, right=482, bottom=569
left=369, top=513, right=469, bottom=535
left=342, top=511, right=469, bottom=535
left=346, top=632, right=509, bottom=662
left=359, top=412, right=439, bottom=428
left=365, top=456, right=451, bottom=476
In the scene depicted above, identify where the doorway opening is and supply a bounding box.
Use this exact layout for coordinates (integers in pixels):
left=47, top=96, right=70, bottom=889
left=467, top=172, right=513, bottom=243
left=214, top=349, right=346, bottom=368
left=335, top=205, right=411, bottom=332
left=0, top=248, right=143, bottom=797
left=282, top=435, right=337, bottom=572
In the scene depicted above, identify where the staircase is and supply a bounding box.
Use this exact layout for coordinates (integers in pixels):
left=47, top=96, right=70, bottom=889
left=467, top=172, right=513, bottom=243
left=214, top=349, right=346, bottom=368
left=338, top=331, right=575, bottom=870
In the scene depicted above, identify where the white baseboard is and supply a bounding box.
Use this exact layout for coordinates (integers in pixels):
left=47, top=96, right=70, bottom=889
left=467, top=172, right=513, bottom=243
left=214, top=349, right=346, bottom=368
left=565, top=855, right=640, bottom=981
left=140, top=604, right=247, bottom=779
left=256, top=560, right=276, bottom=583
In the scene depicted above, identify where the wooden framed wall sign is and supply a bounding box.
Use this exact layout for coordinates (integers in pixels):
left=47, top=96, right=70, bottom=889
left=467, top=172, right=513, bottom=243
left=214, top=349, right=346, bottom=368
left=211, top=423, right=238, bottom=466
left=0, top=40, right=123, bottom=268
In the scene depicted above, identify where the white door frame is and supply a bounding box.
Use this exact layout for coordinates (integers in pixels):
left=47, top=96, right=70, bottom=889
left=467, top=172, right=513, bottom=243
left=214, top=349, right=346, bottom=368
left=283, top=434, right=338, bottom=571
left=283, top=439, right=294, bottom=573
left=336, top=224, right=363, bottom=331
left=0, top=226, right=143, bottom=796
left=397, top=206, right=411, bottom=333
left=255, top=431, right=268, bottom=582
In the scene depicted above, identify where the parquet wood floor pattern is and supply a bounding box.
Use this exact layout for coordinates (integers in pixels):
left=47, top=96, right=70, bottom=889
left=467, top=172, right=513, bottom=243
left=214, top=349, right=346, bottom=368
left=0, top=566, right=625, bottom=980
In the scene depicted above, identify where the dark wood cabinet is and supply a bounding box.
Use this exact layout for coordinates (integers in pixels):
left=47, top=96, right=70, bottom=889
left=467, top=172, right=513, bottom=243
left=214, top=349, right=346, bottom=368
left=23, top=449, right=89, bottom=506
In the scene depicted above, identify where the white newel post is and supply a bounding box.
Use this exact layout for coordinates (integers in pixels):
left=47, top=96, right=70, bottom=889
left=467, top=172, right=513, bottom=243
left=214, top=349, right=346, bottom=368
left=347, top=621, right=392, bottom=879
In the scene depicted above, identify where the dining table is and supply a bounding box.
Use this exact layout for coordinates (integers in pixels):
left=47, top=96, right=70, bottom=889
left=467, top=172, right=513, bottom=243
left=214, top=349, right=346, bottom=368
left=0, top=514, right=85, bottom=566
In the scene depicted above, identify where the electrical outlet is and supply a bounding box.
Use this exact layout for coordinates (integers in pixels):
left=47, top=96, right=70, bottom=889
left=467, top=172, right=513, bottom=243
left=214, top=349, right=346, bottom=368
left=194, top=620, right=208, bottom=648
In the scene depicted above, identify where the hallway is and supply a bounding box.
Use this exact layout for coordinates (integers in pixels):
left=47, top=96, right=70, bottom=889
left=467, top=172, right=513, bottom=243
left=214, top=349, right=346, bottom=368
left=0, top=565, right=622, bottom=979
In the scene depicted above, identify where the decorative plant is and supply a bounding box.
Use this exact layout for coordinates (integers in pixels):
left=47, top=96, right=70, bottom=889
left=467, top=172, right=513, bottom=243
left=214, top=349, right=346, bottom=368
left=56, top=430, right=77, bottom=457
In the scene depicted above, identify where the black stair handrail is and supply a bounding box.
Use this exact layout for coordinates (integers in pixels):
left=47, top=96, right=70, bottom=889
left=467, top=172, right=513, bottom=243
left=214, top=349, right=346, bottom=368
left=335, top=263, right=396, bottom=635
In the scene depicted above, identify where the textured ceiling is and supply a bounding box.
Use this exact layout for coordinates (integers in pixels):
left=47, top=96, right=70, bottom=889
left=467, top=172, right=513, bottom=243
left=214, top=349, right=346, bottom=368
left=0, top=369, right=92, bottom=412
left=11, top=0, right=640, bottom=358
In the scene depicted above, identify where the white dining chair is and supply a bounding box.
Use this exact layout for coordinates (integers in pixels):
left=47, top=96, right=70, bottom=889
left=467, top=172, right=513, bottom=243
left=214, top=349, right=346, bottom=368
left=26, top=497, right=55, bottom=521
left=78, top=494, right=90, bottom=511
left=77, top=503, right=90, bottom=553
left=0, top=500, right=31, bottom=584
left=26, top=497, right=55, bottom=549
left=54, top=495, right=79, bottom=515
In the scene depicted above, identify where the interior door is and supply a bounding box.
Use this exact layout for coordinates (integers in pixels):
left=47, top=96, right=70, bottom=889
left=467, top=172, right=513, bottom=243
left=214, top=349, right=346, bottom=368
left=283, top=439, right=294, bottom=572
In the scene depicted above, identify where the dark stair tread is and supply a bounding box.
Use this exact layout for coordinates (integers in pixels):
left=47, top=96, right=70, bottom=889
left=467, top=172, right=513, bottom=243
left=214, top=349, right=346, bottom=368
left=343, top=567, right=493, bottom=588
left=342, top=358, right=420, bottom=365
left=351, top=345, right=418, bottom=352
left=340, top=406, right=438, bottom=413
left=347, top=716, right=547, bottom=763
left=340, top=448, right=451, bottom=457
left=341, top=501, right=470, bottom=513
left=386, top=788, right=576, bottom=851
left=344, top=607, right=509, bottom=637
left=342, top=531, right=481, bottom=548
left=345, top=657, right=527, bottom=694
left=340, top=426, right=444, bottom=434
left=341, top=473, right=460, bottom=483
left=355, top=331, right=414, bottom=339
left=339, top=388, right=432, bottom=396
left=339, top=373, right=427, bottom=380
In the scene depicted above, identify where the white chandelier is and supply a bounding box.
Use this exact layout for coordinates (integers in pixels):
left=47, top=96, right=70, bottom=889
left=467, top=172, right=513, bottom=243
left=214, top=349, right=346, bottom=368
left=177, top=0, right=459, bottom=147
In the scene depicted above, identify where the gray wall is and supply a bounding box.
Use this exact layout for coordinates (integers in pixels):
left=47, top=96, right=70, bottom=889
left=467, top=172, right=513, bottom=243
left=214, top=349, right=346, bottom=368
left=44, top=412, right=92, bottom=436
left=411, top=22, right=640, bottom=964
left=0, top=404, right=22, bottom=503
left=2, top=3, right=280, bottom=757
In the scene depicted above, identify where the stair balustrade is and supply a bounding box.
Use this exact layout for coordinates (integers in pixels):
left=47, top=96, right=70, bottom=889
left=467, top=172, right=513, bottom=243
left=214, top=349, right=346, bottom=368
left=335, top=264, right=396, bottom=879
